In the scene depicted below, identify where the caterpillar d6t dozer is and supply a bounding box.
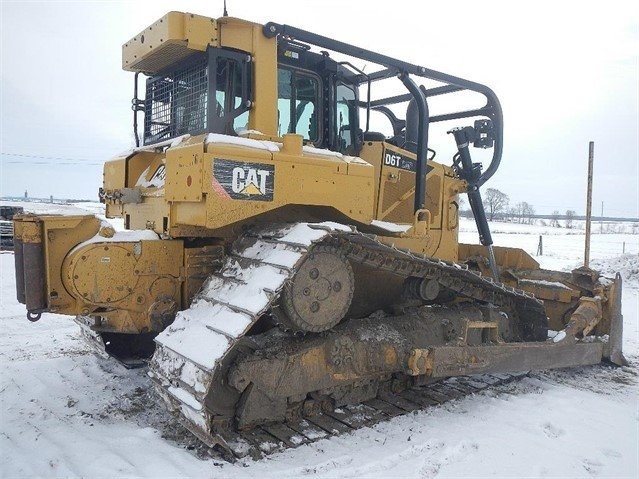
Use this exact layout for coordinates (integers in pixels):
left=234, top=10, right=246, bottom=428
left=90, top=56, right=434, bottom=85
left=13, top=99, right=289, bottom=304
left=14, top=12, right=626, bottom=454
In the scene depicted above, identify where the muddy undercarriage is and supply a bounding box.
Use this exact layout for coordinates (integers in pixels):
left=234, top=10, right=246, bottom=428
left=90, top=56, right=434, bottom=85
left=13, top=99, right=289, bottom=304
left=136, top=223, right=625, bottom=456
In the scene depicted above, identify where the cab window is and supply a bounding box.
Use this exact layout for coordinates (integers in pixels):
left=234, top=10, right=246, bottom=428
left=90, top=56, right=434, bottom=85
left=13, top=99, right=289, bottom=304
left=277, top=68, right=320, bottom=142
left=336, top=83, right=356, bottom=153
left=143, top=49, right=251, bottom=144
left=214, top=58, right=249, bottom=132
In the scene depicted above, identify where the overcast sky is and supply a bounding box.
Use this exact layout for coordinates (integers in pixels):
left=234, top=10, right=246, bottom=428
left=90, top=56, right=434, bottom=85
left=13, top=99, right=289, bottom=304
left=1, top=0, right=637, bottom=217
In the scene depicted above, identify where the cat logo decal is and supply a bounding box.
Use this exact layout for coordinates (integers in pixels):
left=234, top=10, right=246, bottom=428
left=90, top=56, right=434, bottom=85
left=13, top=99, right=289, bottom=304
left=212, top=159, right=274, bottom=201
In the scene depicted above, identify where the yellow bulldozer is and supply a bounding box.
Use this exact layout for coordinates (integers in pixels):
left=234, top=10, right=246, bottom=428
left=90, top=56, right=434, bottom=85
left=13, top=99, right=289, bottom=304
left=14, top=11, right=625, bottom=453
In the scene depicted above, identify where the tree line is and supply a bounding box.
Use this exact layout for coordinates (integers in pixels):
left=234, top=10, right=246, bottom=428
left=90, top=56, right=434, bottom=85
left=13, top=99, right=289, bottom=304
left=460, top=188, right=577, bottom=228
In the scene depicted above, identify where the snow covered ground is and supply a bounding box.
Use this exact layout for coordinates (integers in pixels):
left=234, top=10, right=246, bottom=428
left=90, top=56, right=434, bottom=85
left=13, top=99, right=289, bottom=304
left=1, top=202, right=637, bottom=478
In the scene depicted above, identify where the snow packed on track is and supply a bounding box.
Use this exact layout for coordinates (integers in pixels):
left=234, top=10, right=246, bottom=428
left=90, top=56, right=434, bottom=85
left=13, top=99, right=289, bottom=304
left=1, top=201, right=637, bottom=478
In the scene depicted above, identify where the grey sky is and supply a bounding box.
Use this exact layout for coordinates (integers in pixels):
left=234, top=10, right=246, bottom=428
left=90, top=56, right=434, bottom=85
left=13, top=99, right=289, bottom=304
left=1, top=0, right=637, bottom=217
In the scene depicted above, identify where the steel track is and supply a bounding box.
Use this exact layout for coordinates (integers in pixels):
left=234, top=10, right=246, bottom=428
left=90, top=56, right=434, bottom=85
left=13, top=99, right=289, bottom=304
left=211, top=372, right=529, bottom=459
left=146, top=222, right=548, bottom=457
left=331, top=231, right=547, bottom=340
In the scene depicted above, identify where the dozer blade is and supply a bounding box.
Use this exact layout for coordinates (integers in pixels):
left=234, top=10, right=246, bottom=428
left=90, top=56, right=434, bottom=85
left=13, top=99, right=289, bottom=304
left=459, top=243, right=627, bottom=366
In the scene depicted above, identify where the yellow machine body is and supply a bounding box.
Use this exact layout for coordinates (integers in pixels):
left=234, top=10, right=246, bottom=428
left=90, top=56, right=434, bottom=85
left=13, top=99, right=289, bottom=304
left=16, top=12, right=624, bottom=360
left=13, top=12, right=617, bottom=340
left=12, top=12, right=626, bottom=452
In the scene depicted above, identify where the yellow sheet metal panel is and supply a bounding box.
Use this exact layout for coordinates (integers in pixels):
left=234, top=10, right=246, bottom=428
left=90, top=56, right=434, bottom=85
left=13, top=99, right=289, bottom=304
left=275, top=151, right=374, bottom=221
left=172, top=201, right=208, bottom=229
left=103, top=157, right=126, bottom=191
left=378, top=233, right=442, bottom=258
left=123, top=197, right=170, bottom=232
left=103, top=156, right=125, bottom=218
left=218, top=17, right=255, bottom=54
left=358, top=142, right=385, bottom=209
left=250, top=23, right=278, bottom=136
left=199, top=143, right=375, bottom=230
left=103, top=152, right=166, bottom=219
left=184, top=13, right=219, bottom=50
left=344, top=162, right=371, bottom=177
left=122, top=11, right=218, bottom=73
left=165, top=142, right=205, bottom=203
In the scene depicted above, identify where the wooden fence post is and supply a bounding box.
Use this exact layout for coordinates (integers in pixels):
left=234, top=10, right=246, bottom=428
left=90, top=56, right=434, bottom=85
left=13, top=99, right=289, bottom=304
left=537, top=235, right=543, bottom=256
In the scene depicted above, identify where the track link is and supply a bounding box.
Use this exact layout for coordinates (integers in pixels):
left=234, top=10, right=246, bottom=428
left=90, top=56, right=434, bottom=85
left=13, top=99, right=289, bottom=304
left=205, top=372, right=529, bottom=459
left=148, top=222, right=353, bottom=448
left=148, top=222, right=548, bottom=455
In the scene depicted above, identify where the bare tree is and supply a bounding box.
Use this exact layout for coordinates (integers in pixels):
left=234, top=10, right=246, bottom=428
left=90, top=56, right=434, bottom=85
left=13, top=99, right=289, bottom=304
left=524, top=203, right=536, bottom=224
left=515, top=201, right=535, bottom=224
left=550, top=210, right=561, bottom=227
left=515, top=202, right=525, bottom=224
left=483, top=188, right=510, bottom=221
left=565, top=209, right=576, bottom=229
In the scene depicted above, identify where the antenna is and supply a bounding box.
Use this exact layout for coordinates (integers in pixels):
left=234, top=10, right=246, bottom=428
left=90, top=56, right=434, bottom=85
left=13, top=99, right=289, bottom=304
left=223, top=0, right=228, bottom=16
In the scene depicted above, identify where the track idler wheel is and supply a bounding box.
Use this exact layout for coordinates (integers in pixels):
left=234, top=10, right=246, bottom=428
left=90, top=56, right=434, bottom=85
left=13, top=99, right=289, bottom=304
left=276, top=244, right=354, bottom=333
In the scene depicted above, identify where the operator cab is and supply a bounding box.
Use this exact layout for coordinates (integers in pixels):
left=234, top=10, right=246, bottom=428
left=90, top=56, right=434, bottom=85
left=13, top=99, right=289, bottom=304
left=276, top=41, right=360, bottom=155
left=132, top=15, right=502, bottom=253
left=140, top=39, right=363, bottom=155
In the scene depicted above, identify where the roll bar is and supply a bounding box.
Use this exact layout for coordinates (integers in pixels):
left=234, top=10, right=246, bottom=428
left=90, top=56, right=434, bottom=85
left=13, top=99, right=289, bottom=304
left=263, top=22, right=504, bottom=194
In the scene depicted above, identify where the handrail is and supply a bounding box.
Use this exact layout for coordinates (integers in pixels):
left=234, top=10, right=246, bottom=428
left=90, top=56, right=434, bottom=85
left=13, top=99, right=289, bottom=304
left=399, top=73, right=429, bottom=212
left=263, top=22, right=503, bottom=189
